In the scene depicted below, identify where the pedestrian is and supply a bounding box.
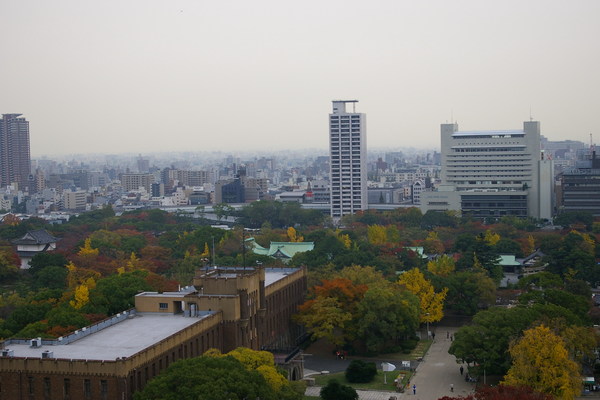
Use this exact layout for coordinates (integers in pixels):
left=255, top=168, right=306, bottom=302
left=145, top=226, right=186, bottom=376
left=450, top=383, right=454, bottom=392
left=432, top=331, right=436, bottom=341
left=450, top=334, right=453, bottom=342
left=447, top=331, right=450, bottom=339
left=460, top=365, right=464, bottom=375
left=413, top=384, right=416, bottom=395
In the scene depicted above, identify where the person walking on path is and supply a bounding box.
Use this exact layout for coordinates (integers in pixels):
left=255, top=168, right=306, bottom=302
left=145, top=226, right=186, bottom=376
left=460, top=365, right=464, bottom=375
left=450, top=383, right=454, bottom=392
left=413, top=384, right=417, bottom=395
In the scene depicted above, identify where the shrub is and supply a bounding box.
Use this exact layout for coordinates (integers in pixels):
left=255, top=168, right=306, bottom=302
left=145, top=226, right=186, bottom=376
left=320, top=379, right=358, bottom=400
left=345, top=359, right=377, bottom=383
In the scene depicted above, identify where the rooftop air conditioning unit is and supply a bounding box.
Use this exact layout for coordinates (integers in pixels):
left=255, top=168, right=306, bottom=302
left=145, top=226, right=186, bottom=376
left=30, top=338, right=42, bottom=348
left=1, top=349, right=13, bottom=357
left=42, top=350, right=54, bottom=359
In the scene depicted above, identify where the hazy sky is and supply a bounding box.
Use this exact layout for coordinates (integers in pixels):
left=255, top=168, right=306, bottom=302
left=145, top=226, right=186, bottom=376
left=1, top=1, right=599, bottom=157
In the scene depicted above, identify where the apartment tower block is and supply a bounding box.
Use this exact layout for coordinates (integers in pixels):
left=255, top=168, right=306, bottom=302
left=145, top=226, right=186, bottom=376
left=0, top=114, right=31, bottom=190
left=329, top=100, right=367, bottom=220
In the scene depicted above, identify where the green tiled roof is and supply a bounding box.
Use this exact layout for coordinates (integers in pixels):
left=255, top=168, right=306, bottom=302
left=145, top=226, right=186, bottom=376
left=499, top=255, right=521, bottom=266
left=246, top=238, right=314, bottom=260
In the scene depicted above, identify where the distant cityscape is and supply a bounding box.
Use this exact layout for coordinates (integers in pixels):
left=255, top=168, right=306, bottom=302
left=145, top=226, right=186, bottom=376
left=1, top=105, right=598, bottom=223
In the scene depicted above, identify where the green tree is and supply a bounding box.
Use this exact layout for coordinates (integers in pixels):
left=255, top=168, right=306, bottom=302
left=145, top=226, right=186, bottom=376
left=345, top=359, right=377, bottom=383
left=28, top=252, right=68, bottom=274
left=353, top=287, right=420, bottom=353
left=449, top=303, right=585, bottom=376
left=503, top=325, right=581, bottom=400
left=85, top=271, right=153, bottom=315
left=320, top=379, right=358, bottom=400
left=518, top=288, right=591, bottom=323
left=133, top=356, right=279, bottom=400
left=435, top=270, right=495, bottom=315
left=517, top=272, right=564, bottom=290
left=213, top=203, right=235, bottom=222
left=421, top=210, right=458, bottom=230
left=554, top=211, right=594, bottom=230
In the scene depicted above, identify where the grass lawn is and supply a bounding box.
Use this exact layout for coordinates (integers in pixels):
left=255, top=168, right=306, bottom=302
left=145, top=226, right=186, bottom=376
left=308, top=339, right=431, bottom=392
left=312, top=369, right=412, bottom=392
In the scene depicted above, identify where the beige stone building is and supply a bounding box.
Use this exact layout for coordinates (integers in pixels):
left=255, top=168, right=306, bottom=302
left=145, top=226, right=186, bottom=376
left=0, top=266, right=306, bottom=400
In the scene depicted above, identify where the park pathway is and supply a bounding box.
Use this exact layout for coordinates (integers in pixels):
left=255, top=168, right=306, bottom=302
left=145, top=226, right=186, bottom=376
left=304, top=327, right=475, bottom=399
left=408, top=327, right=474, bottom=399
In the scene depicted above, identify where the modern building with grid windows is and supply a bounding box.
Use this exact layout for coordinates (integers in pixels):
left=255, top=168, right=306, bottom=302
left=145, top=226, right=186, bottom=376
left=0, top=113, right=31, bottom=190
left=329, top=100, right=367, bottom=221
left=421, top=120, right=554, bottom=220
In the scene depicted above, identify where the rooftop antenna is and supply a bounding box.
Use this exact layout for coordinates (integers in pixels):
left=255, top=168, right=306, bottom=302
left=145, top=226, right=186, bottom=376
left=529, top=107, right=533, bottom=122
left=451, top=109, right=454, bottom=123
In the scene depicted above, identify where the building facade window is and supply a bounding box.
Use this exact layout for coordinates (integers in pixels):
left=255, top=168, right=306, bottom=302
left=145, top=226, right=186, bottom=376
left=84, top=379, right=91, bottom=399
left=63, top=378, right=70, bottom=400
left=100, top=380, right=108, bottom=400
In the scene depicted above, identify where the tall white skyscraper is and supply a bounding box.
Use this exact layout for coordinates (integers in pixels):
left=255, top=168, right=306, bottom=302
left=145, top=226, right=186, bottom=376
left=329, top=100, right=367, bottom=220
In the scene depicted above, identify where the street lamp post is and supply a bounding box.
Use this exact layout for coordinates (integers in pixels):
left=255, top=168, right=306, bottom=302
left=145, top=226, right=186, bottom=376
left=425, top=312, right=430, bottom=338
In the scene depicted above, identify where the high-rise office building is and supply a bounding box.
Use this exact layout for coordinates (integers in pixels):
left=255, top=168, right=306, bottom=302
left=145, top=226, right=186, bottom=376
left=0, top=114, right=31, bottom=190
left=559, top=149, right=600, bottom=216
left=329, top=100, right=367, bottom=220
left=421, top=120, right=554, bottom=220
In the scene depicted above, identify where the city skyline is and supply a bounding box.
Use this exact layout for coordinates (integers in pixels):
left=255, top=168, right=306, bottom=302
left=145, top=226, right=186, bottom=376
left=1, top=1, right=599, bottom=156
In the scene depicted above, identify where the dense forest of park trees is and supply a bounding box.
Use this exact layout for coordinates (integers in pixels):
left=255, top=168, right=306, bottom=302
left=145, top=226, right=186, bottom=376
left=0, top=203, right=599, bottom=399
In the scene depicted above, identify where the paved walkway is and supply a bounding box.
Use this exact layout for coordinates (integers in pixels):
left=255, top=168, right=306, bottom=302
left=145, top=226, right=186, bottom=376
left=304, top=327, right=475, bottom=399
left=409, top=327, right=474, bottom=399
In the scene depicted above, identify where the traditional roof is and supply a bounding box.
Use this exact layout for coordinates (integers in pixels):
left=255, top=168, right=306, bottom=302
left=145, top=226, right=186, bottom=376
left=12, top=229, right=60, bottom=245
left=246, top=238, right=314, bottom=260
left=499, top=255, right=521, bottom=267
left=517, top=249, right=546, bottom=266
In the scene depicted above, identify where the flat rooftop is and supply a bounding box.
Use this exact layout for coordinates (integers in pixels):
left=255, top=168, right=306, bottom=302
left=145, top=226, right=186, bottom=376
left=265, top=268, right=299, bottom=286
left=4, top=313, right=205, bottom=361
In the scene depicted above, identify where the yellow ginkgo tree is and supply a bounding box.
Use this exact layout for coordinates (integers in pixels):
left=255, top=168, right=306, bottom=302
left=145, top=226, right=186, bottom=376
left=398, top=268, right=448, bottom=325
left=503, top=324, right=582, bottom=400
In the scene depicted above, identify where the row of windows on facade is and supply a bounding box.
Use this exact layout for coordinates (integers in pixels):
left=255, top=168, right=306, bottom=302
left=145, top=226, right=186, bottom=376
left=451, top=148, right=526, bottom=152
left=462, top=202, right=527, bottom=208
left=331, top=123, right=361, bottom=128
left=330, top=115, right=361, bottom=120
left=452, top=180, right=526, bottom=185
left=448, top=154, right=532, bottom=159
left=452, top=140, right=526, bottom=145
left=452, top=134, right=525, bottom=139
left=448, top=170, right=532, bottom=175
left=447, top=163, right=533, bottom=168
left=449, top=175, right=530, bottom=180
left=23, top=377, right=108, bottom=400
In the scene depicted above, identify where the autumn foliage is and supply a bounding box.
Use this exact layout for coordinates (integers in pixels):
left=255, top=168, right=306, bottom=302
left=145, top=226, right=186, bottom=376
left=438, top=385, right=555, bottom=400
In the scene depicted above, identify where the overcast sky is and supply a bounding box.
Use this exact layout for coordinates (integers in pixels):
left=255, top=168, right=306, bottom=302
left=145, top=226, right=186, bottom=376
left=1, top=0, right=599, bottom=157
